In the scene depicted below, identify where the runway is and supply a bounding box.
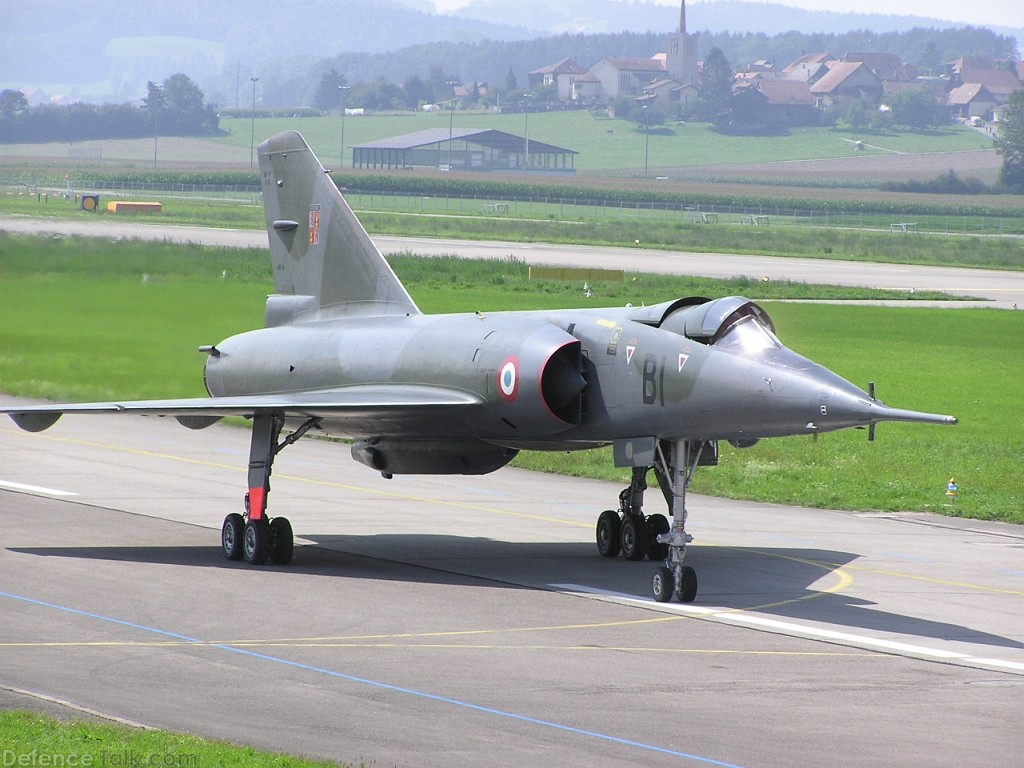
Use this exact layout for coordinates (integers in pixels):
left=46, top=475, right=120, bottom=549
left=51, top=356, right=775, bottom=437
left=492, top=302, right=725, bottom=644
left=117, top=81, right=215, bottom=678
left=1, top=415, right=1022, bottom=767
left=2, top=214, right=1023, bottom=308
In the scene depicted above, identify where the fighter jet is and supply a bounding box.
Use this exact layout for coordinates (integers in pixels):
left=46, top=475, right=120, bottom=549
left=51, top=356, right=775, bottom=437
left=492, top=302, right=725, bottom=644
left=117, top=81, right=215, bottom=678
left=1, top=131, right=957, bottom=603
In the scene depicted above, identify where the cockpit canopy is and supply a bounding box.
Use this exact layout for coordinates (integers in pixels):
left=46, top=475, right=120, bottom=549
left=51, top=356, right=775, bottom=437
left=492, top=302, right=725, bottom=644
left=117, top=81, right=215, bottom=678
left=633, top=296, right=777, bottom=346
left=635, top=296, right=819, bottom=373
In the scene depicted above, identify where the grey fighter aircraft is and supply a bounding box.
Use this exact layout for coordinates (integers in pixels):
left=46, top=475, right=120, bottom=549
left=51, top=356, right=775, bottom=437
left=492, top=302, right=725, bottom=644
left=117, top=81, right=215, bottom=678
left=1, top=131, right=957, bottom=602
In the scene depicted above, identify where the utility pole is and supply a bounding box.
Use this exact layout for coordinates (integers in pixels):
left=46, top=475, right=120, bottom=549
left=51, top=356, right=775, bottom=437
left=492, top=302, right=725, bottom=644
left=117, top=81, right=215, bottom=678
left=249, top=77, right=259, bottom=169
left=643, top=104, right=650, bottom=178
left=339, top=85, right=351, bottom=169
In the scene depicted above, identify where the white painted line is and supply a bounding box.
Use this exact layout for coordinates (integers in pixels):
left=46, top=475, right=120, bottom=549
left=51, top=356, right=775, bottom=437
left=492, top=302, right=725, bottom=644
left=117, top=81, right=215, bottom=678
left=551, top=583, right=1024, bottom=675
left=970, top=658, right=1024, bottom=673
left=0, top=480, right=78, bottom=497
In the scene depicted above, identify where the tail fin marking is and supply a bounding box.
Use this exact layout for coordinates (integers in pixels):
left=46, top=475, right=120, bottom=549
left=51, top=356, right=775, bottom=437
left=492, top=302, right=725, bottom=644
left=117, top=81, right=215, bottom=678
left=257, top=131, right=420, bottom=322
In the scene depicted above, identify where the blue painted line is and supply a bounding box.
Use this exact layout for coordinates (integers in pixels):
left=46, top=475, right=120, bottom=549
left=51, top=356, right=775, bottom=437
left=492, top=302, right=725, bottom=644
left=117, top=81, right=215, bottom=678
left=1, top=589, right=747, bottom=768
left=1, top=591, right=200, bottom=643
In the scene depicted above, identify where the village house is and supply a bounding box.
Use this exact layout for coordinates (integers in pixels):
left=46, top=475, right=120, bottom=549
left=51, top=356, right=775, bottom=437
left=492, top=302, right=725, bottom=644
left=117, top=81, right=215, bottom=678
left=639, top=77, right=700, bottom=111
left=844, top=52, right=915, bottom=82
left=730, top=79, right=820, bottom=130
left=780, top=53, right=832, bottom=84
left=589, top=56, right=669, bottom=100
left=518, top=3, right=1022, bottom=132
left=948, top=57, right=1023, bottom=106
left=528, top=58, right=592, bottom=101
left=808, top=61, right=883, bottom=107
left=947, top=83, right=998, bottom=120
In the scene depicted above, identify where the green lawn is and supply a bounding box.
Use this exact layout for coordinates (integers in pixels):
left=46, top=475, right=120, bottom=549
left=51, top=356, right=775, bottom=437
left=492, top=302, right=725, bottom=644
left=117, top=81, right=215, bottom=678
left=0, top=711, right=354, bottom=768
left=0, top=234, right=1019, bottom=524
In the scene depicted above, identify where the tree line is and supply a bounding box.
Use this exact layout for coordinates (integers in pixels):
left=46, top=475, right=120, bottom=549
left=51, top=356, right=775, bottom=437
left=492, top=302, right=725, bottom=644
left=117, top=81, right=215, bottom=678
left=233, top=24, right=1017, bottom=109
left=0, top=75, right=218, bottom=144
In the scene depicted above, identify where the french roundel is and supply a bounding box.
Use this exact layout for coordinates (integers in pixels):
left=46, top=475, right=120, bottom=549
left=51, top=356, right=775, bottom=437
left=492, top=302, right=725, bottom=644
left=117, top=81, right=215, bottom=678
left=498, top=357, right=519, bottom=402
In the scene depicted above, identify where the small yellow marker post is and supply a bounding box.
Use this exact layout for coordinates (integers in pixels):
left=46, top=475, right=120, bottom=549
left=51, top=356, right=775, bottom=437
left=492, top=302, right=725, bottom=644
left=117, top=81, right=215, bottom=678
left=945, top=477, right=959, bottom=506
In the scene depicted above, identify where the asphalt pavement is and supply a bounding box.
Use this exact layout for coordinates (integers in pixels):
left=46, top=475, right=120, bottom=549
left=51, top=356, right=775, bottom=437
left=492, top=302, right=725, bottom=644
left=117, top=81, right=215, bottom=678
left=1, top=415, right=1021, bottom=768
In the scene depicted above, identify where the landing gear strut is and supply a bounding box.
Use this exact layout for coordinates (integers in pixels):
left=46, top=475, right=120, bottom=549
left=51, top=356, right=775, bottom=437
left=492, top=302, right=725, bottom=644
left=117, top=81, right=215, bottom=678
left=595, top=439, right=713, bottom=603
left=221, top=412, right=321, bottom=566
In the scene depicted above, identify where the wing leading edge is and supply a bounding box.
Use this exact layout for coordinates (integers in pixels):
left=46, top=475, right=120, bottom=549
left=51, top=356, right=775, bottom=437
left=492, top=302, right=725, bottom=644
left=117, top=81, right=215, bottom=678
left=0, top=384, right=484, bottom=433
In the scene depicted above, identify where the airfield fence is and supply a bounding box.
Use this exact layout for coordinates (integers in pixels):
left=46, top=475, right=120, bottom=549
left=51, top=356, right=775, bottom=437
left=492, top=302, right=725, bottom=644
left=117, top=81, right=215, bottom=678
left=7, top=179, right=1024, bottom=237
left=340, top=188, right=1024, bottom=237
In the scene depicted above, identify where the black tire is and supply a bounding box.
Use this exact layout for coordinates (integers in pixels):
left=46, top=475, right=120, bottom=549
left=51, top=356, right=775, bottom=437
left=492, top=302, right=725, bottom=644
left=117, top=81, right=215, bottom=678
left=679, top=565, right=698, bottom=603
left=646, top=513, right=670, bottom=561
left=221, top=513, right=244, bottom=561
left=269, top=517, right=294, bottom=565
left=243, top=520, right=270, bottom=565
left=621, top=516, right=647, bottom=561
left=596, top=510, right=622, bottom=558
left=652, top=566, right=674, bottom=603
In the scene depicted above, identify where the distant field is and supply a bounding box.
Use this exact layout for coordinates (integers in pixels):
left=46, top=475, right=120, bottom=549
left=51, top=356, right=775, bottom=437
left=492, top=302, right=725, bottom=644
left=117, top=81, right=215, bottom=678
left=0, top=112, right=997, bottom=182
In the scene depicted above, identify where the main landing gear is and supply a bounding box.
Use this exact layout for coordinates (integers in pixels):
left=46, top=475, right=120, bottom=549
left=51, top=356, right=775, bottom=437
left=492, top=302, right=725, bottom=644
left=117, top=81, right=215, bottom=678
left=221, top=412, right=322, bottom=565
left=595, top=439, right=714, bottom=603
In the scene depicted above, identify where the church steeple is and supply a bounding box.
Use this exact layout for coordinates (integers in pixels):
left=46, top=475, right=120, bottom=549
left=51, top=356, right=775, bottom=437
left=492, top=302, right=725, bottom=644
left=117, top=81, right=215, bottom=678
left=668, top=0, right=698, bottom=84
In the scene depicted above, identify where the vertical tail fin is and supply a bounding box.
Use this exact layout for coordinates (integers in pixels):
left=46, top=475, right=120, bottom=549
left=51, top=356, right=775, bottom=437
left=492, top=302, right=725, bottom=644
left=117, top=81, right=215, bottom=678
left=257, top=130, right=420, bottom=323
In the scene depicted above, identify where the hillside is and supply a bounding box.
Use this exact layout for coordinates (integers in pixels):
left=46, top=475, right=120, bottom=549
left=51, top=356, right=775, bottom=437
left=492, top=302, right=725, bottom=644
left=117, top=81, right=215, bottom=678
left=455, top=0, right=1020, bottom=38
left=2, top=0, right=1018, bottom=108
left=0, top=0, right=538, bottom=98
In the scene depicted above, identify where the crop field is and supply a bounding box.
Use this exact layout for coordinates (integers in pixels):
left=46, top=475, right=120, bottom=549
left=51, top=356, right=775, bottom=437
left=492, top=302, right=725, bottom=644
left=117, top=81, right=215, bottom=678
left=0, top=234, right=1019, bottom=524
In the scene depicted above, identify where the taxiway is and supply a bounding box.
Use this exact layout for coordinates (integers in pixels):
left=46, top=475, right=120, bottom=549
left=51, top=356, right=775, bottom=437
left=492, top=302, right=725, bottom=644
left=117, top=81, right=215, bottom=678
left=1, top=415, right=1021, bottom=767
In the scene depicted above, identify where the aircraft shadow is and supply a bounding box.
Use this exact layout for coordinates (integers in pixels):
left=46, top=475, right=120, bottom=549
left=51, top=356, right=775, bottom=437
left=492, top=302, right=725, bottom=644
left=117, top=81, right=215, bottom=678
left=11, top=533, right=1021, bottom=652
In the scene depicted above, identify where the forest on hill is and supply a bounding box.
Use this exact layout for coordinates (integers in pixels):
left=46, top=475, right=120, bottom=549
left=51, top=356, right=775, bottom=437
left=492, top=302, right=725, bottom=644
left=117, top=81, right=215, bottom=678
left=3, top=0, right=1017, bottom=109
left=254, top=25, right=1015, bottom=108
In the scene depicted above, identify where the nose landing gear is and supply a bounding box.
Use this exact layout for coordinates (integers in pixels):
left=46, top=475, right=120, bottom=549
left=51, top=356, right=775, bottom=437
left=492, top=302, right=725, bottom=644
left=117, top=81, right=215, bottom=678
left=595, top=439, right=714, bottom=603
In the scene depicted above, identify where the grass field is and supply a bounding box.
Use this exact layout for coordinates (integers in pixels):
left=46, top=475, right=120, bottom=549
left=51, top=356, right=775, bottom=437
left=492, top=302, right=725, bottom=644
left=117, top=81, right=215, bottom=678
left=210, top=113, right=997, bottom=174
left=1, top=112, right=996, bottom=180
left=0, top=710, right=356, bottom=768
left=0, top=234, right=1020, bottom=524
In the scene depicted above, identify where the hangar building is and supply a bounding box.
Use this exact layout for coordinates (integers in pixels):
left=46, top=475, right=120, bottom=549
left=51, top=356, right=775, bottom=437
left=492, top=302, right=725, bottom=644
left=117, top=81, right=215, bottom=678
left=352, top=128, right=577, bottom=173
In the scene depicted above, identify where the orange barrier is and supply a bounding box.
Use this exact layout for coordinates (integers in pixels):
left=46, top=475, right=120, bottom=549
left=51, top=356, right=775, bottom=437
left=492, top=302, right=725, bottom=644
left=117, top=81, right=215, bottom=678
left=106, top=201, right=162, bottom=213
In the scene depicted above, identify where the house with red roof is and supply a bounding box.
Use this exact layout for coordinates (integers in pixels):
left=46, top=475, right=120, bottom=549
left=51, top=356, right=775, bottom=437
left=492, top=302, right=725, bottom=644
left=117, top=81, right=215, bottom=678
left=809, top=61, right=883, bottom=107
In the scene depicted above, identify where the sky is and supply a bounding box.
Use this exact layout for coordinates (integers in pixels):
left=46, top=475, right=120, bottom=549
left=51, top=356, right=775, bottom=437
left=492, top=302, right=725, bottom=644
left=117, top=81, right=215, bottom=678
left=433, top=0, right=1024, bottom=30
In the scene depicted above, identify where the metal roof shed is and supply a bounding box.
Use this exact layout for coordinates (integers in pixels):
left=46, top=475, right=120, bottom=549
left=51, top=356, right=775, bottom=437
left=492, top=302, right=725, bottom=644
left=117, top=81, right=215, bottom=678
left=352, top=128, right=577, bottom=173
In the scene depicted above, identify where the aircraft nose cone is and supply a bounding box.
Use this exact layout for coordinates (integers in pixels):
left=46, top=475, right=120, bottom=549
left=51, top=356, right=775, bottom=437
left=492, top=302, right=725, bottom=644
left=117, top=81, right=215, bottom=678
left=744, top=347, right=957, bottom=436
left=796, top=366, right=957, bottom=432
